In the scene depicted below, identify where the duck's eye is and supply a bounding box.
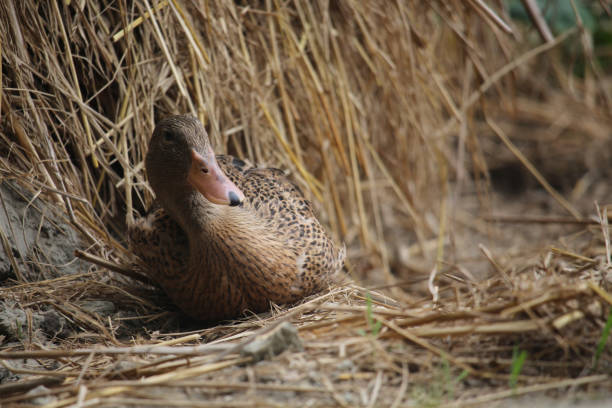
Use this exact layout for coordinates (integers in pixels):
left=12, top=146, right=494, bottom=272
left=162, top=131, right=174, bottom=143
left=201, top=167, right=209, bottom=174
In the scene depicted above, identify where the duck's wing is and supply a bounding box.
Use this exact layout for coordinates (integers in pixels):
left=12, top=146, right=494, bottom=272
left=215, top=155, right=251, bottom=185
left=216, top=155, right=314, bottom=219
left=128, top=205, right=189, bottom=283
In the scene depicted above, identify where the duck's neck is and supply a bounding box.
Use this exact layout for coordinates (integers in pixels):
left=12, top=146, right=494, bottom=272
left=171, top=188, right=295, bottom=271
left=170, top=189, right=229, bottom=240
left=168, top=189, right=262, bottom=256
left=162, top=189, right=300, bottom=319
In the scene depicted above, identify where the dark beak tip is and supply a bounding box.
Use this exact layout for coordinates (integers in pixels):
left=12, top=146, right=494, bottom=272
left=228, top=191, right=242, bottom=207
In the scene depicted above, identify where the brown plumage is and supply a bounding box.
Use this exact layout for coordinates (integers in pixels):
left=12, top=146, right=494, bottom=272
left=129, top=115, right=345, bottom=321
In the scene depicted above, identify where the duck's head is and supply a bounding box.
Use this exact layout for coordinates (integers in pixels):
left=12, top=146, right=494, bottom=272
left=146, top=115, right=245, bottom=207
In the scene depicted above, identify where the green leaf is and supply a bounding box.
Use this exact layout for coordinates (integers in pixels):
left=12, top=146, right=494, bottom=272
left=506, top=0, right=596, bottom=33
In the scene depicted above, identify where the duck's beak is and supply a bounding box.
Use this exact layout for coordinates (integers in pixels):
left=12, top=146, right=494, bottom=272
left=187, top=148, right=245, bottom=206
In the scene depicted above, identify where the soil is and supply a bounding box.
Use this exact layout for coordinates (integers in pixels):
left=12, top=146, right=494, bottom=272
left=0, top=180, right=85, bottom=282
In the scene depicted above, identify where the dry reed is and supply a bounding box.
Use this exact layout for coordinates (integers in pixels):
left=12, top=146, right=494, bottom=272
left=1, top=0, right=611, bottom=406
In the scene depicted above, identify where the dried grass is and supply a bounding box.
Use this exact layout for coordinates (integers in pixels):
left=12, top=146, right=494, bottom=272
left=1, top=0, right=611, bottom=406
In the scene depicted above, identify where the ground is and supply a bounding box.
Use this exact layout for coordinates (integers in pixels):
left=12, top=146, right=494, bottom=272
left=1, top=170, right=611, bottom=406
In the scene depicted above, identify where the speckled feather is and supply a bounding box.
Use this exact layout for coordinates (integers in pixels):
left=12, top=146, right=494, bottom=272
left=129, top=117, right=344, bottom=321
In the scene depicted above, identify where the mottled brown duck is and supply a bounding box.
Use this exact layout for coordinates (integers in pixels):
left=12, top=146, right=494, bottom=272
left=129, top=115, right=345, bottom=321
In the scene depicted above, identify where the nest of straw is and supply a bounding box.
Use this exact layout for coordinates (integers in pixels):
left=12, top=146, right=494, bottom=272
left=1, top=0, right=611, bottom=406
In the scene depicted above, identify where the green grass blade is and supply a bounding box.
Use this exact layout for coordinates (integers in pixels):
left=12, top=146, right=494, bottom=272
left=593, top=307, right=612, bottom=370
left=510, top=346, right=527, bottom=389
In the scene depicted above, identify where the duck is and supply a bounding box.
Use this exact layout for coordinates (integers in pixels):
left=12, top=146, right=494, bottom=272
left=128, top=115, right=345, bottom=321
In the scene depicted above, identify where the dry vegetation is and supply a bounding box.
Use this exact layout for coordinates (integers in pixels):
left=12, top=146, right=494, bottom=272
left=0, top=0, right=611, bottom=406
